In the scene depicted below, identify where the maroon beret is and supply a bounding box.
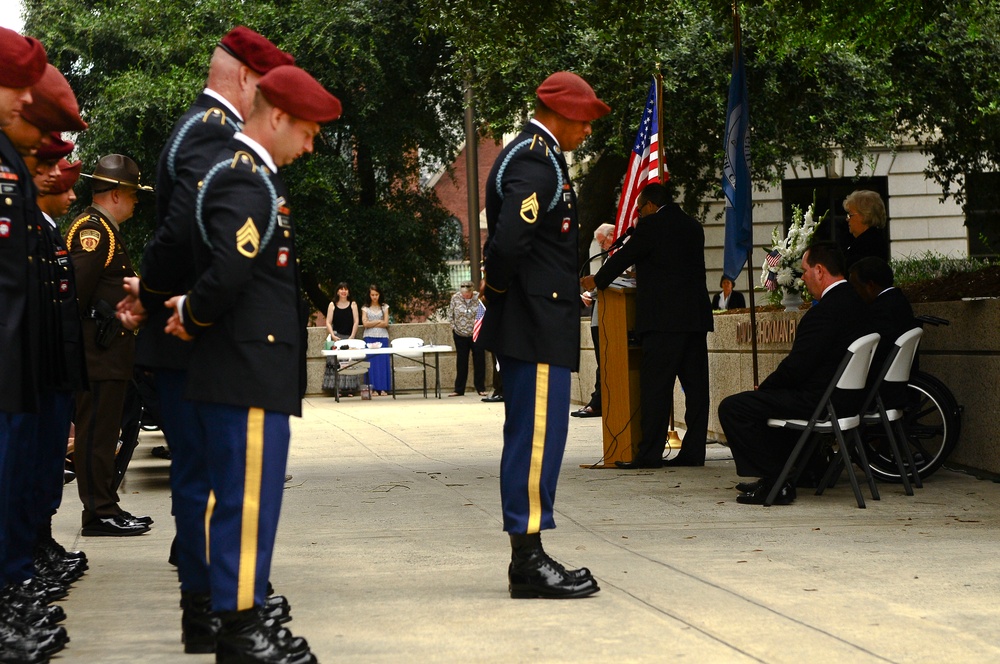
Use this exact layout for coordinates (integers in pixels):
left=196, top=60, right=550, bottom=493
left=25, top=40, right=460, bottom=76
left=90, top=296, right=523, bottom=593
left=49, top=159, right=81, bottom=195
left=0, top=27, right=47, bottom=88
left=536, top=71, right=610, bottom=122
left=219, top=26, right=294, bottom=75
left=21, top=65, right=87, bottom=132
left=258, top=65, right=342, bottom=123
left=34, top=132, right=74, bottom=161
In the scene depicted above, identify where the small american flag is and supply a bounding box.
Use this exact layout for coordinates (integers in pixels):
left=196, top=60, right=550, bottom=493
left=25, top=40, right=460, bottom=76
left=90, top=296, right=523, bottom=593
left=764, top=271, right=778, bottom=291
left=765, top=249, right=781, bottom=267
left=472, top=300, right=486, bottom=342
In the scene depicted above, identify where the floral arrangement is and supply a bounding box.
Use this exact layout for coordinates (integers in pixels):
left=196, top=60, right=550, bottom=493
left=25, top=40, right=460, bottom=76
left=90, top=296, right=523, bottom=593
left=760, top=202, right=825, bottom=304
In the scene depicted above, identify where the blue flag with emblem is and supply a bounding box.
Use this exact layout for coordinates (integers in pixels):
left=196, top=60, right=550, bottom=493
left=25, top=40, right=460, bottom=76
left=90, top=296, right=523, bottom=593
left=722, top=10, right=752, bottom=282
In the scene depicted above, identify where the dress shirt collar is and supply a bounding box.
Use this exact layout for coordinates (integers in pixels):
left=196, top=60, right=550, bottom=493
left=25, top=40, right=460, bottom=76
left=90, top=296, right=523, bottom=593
left=203, top=88, right=243, bottom=123
left=529, top=118, right=560, bottom=151
left=821, top=279, right=847, bottom=299
left=234, top=133, right=278, bottom=173
left=91, top=202, right=120, bottom=230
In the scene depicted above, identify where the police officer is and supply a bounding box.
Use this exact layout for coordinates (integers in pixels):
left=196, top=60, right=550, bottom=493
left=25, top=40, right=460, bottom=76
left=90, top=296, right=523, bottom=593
left=162, top=64, right=340, bottom=664
left=479, top=71, right=609, bottom=599
left=66, top=154, right=153, bottom=536
left=114, top=27, right=296, bottom=654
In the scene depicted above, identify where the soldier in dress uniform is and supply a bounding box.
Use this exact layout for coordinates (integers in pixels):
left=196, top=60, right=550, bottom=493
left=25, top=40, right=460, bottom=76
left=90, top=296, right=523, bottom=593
left=478, top=71, right=609, bottom=599
left=115, top=27, right=296, bottom=653
left=66, top=154, right=153, bottom=537
left=6, top=65, right=91, bottom=617
left=0, top=31, right=77, bottom=663
left=162, top=64, right=340, bottom=664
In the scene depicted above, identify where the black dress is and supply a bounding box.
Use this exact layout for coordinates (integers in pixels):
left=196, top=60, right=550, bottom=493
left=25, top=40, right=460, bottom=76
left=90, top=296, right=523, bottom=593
left=845, top=227, right=889, bottom=269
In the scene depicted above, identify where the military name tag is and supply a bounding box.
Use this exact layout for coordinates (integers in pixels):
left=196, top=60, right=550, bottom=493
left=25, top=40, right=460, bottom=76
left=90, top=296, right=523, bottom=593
left=79, top=228, right=101, bottom=252
left=276, top=247, right=289, bottom=267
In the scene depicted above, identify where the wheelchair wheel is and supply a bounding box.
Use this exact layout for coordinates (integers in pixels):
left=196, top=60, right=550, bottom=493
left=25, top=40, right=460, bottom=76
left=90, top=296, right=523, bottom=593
left=864, top=371, right=962, bottom=482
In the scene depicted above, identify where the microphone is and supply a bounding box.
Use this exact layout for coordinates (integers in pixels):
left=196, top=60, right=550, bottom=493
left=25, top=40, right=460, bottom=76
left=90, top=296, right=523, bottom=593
left=606, top=227, right=633, bottom=252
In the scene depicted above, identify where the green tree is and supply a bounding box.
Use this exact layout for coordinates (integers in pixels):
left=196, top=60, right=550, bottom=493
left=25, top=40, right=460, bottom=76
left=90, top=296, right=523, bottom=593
left=423, top=0, right=1000, bottom=249
left=24, top=0, right=465, bottom=318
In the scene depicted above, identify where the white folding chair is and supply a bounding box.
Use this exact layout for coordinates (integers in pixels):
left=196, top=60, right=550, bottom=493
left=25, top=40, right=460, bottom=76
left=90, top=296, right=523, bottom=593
left=860, top=327, right=924, bottom=493
left=389, top=337, right=427, bottom=399
left=765, top=333, right=881, bottom=508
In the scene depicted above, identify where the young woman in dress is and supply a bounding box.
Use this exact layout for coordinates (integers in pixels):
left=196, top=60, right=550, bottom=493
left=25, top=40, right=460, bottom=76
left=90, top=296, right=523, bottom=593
left=361, top=284, right=392, bottom=396
left=323, top=282, right=361, bottom=397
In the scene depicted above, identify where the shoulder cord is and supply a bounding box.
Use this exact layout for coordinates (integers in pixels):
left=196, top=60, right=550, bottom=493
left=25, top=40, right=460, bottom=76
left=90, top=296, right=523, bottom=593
left=494, top=137, right=563, bottom=213
left=65, top=214, right=116, bottom=268
left=166, top=108, right=240, bottom=182
left=195, top=155, right=278, bottom=253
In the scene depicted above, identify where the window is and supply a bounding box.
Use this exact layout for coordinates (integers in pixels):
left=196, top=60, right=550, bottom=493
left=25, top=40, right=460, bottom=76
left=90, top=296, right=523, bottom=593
left=965, top=172, right=1000, bottom=259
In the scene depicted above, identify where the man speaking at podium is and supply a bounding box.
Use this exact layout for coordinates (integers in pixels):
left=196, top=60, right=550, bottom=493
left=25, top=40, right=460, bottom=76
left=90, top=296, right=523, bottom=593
left=582, top=182, right=713, bottom=468
left=479, top=71, right=608, bottom=599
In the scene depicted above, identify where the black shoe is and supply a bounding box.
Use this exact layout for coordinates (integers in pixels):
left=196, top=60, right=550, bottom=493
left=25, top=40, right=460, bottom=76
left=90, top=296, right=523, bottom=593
left=737, top=480, right=797, bottom=505
left=12, top=577, right=68, bottom=604
left=181, top=591, right=219, bottom=654
left=35, top=558, right=84, bottom=586
left=735, top=478, right=764, bottom=493
left=570, top=405, right=601, bottom=418
left=63, top=469, right=76, bottom=484
left=216, top=609, right=316, bottom=664
left=119, top=510, right=154, bottom=526
left=508, top=551, right=600, bottom=599
left=37, top=537, right=87, bottom=566
left=481, top=394, right=503, bottom=403
left=261, top=597, right=291, bottom=625
left=151, top=445, right=172, bottom=460
left=661, top=457, right=705, bottom=467
left=0, top=614, right=68, bottom=659
left=81, top=515, right=150, bottom=537
left=614, top=459, right=663, bottom=469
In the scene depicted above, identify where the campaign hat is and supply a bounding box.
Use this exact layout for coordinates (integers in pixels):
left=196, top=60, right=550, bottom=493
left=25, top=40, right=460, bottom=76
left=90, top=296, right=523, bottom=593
left=82, top=154, right=153, bottom=193
left=257, top=65, right=342, bottom=123
left=0, top=27, right=47, bottom=88
left=21, top=65, right=87, bottom=132
left=536, top=71, right=610, bottom=122
left=219, top=26, right=294, bottom=75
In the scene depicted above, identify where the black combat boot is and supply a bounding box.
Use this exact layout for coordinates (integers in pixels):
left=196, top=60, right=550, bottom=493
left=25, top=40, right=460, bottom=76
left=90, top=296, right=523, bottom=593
left=508, top=533, right=599, bottom=599
left=181, top=591, right=220, bottom=654
left=215, top=609, right=316, bottom=664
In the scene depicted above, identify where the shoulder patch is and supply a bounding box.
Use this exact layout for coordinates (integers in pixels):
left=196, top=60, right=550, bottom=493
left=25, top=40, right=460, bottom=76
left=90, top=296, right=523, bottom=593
left=78, top=228, right=101, bottom=252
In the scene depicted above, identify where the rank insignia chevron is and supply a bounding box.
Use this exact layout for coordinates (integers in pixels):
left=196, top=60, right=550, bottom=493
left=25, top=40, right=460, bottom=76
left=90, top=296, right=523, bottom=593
left=236, top=218, right=260, bottom=258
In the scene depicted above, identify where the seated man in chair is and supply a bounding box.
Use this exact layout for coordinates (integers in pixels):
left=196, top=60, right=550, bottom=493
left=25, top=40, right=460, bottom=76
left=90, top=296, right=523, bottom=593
left=717, top=242, right=865, bottom=504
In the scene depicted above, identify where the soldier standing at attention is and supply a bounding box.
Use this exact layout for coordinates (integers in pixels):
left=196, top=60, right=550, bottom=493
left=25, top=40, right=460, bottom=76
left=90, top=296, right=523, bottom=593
left=66, top=154, right=153, bottom=536
left=115, top=26, right=296, bottom=653
left=163, top=64, right=340, bottom=664
left=478, top=71, right=609, bottom=599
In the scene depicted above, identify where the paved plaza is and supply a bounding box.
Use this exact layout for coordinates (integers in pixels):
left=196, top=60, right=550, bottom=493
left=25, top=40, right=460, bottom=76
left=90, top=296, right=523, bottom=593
left=50, top=394, right=1000, bottom=662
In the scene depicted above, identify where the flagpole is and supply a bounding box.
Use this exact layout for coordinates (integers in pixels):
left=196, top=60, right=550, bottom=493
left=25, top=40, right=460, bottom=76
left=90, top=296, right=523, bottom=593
left=655, top=67, right=665, bottom=182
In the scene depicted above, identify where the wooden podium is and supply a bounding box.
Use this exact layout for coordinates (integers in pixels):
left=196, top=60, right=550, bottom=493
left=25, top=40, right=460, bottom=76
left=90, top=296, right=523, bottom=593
left=595, top=285, right=643, bottom=466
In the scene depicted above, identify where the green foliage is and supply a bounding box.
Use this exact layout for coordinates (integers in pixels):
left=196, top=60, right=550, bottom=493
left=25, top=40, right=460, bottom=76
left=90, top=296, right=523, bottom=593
left=891, top=251, right=993, bottom=286
left=24, top=0, right=463, bottom=319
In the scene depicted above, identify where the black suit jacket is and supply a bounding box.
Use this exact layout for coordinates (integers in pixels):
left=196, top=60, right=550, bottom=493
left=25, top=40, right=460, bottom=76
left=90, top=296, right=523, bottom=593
left=480, top=124, right=581, bottom=370
left=760, top=281, right=865, bottom=398
left=137, top=92, right=242, bottom=370
left=864, top=287, right=918, bottom=406
left=182, top=139, right=306, bottom=416
left=845, top=226, right=889, bottom=269
left=712, top=290, right=746, bottom=310
left=594, top=203, right=713, bottom=335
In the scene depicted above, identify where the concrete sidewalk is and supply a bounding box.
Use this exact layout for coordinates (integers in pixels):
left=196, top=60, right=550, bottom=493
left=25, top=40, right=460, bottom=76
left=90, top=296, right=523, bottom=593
left=51, top=394, right=1000, bottom=663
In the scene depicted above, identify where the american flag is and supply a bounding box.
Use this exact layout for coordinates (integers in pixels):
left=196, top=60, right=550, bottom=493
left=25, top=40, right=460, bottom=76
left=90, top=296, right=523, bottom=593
left=472, top=300, right=486, bottom=342
left=611, top=78, right=665, bottom=244
left=764, top=249, right=781, bottom=291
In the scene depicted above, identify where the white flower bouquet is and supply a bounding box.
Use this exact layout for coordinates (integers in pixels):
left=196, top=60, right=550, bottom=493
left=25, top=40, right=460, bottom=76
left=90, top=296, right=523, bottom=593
left=760, top=202, right=825, bottom=304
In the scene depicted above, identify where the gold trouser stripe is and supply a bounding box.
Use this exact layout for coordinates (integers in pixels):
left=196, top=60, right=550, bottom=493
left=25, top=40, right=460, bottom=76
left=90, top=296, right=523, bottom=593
left=204, top=490, right=216, bottom=563
left=527, top=364, right=549, bottom=534
left=237, top=408, right=265, bottom=610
